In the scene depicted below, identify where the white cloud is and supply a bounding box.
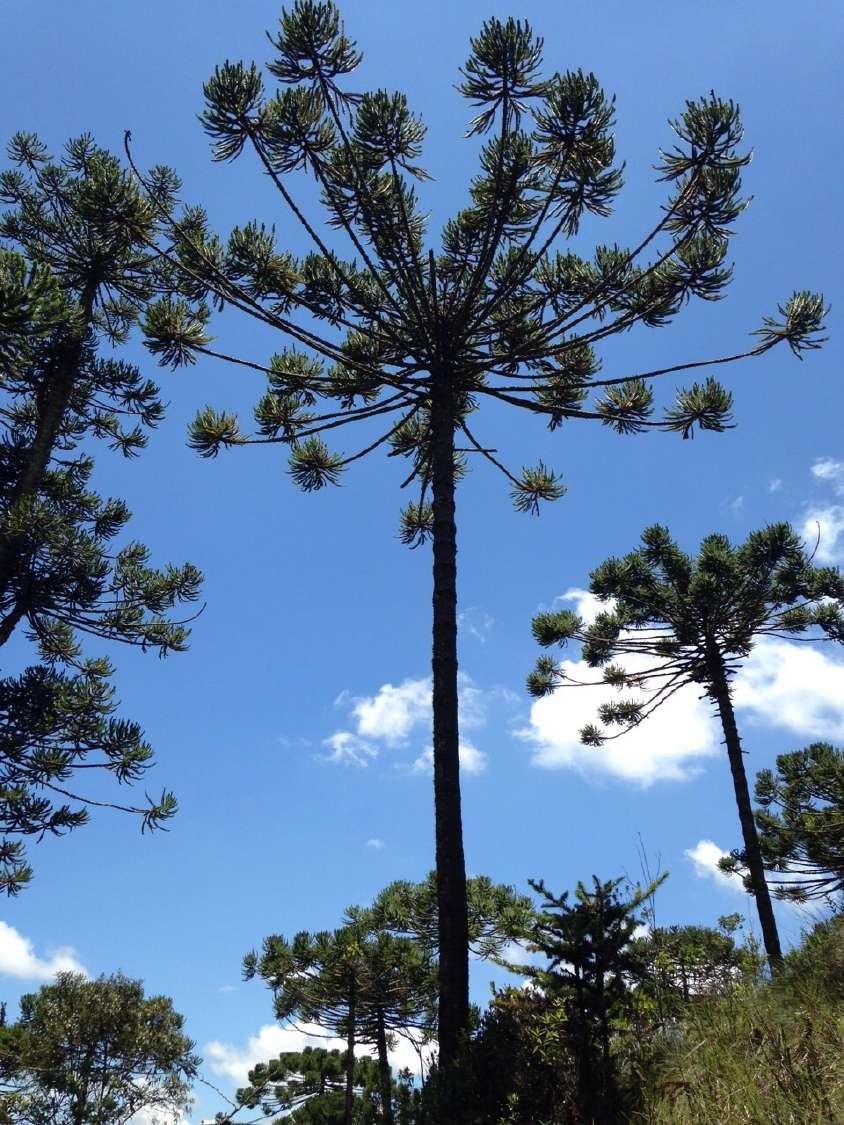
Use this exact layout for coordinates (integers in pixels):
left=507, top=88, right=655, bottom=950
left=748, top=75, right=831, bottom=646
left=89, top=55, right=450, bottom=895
left=353, top=678, right=431, bottom=746
left=128, top=1108, right=191, bottom=1125
left=366, top=837, right=385, bottom=850
left=321, top=730, right=377, bottom=767
left=327, top=675, right=488, bottom=774
left=0, top=921, right=87, bottom=981
left=685, top=839, right=747, bottom=893
left=553, top=587, right=609, bottom=627
left=811, top=457, right=844, bottom=494
left=521, top=650, right=718, bottom=785
left=411, top=740, right=487, bottom=775
left=733, top=636, right=844, bottom=741
left=205, top=1022, right=429, bottom=1089
left=768, top=478, right=783, bottom=493
left=801, top=504, right=844, bottom=564
left=728, top=495, right=744, bottom=516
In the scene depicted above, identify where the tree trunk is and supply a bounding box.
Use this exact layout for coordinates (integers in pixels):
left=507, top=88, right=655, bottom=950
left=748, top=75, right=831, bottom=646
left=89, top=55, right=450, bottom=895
left=0, top=283, right=96, bottom=621
left=375, top=1008, right=394, bottom=1125
left=429, top=377, right=470, bottom=1074
left=344, top=980, right=357, bottom=1125
left=705, top=640, right=783, bottom=966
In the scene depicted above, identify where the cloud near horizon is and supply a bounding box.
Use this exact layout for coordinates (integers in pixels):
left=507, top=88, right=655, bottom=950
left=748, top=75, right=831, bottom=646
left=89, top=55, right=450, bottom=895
left=0, top=921, right=88, bottom=981
left=205, top=1021, right=430, bottom=1089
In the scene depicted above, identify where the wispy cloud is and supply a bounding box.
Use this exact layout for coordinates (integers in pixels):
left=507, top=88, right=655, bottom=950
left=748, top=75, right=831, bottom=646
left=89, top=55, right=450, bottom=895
left=811, top=457, right=844, bottom=494
left=366, top=837, right=385, bottom=850
left=458, top=606, right=494, bottom=644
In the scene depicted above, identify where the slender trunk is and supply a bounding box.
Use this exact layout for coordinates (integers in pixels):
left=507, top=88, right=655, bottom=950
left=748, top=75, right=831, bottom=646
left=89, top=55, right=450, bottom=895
left=705, top=639, right=783, bottom=966
left=0, top=283, right=96, bottom=625
left=429, top=376, right=469, bottom=1074
left=345, top=980, right=356, bottom=1125
left=375, top=1008, right=394, bottom=1125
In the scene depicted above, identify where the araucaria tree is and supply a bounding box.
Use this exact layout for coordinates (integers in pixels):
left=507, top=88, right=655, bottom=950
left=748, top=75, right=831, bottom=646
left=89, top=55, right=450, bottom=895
left=723, top=741, right=844, bottom=905
left=244, top=923, right=434, bottom=1125
left=0, top=135, right=202, bottom=893
left=515, top=873, right=664, bottom=1124
left=134, top=1, right=825, bottom=1062
left=528, top=523, right=844, bottom=965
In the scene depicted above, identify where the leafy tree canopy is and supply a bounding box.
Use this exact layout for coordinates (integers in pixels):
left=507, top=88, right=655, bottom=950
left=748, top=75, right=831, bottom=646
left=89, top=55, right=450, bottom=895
left=0, top=971, right=198, bottom=1125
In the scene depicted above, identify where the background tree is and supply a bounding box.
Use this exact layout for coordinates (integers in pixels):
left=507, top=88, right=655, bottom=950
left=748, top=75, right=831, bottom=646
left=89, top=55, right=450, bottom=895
left=512, top=873, right=665, bottom=1124
left=353, top=934, right=434, bottom=1125
left=529, top=523, right=844, bottom=965
left=631, top=915, right=759, bottom=1026
left=0, top=971, right=198, bottom=1125
left=244, top=927, right=367, bottom=1125
left=347, top=871, right=534, bottom=961
left=722, top=741, right=844, bottom=905
left=221, top=1047, right=387, bottom=1124
left=134, top=1, right=825, bottom=1068
left=244, top=923, right=433, bottom=1125
left=0, top=135, right=202, bottom=893
left=463, top=984, right=575, bottom=1125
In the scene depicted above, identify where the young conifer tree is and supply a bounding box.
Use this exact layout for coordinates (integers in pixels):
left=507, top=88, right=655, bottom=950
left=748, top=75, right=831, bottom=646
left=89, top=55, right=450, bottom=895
left=135, top=3, right=825, bottom=1064
left=528, top=523, right=844, bottom=965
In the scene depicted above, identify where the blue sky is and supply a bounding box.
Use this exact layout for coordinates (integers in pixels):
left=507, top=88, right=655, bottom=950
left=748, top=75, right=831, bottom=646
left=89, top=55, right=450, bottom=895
left=2, top=0, right=843, bottom=1119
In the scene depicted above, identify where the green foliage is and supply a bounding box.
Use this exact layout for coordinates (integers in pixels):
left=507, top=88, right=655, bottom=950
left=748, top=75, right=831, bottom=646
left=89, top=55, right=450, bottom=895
left=636, top=916, right=844, bottom=1123
left=0, top=136, right=202, bottom=893
left=460, top=986, right=576, bottom=1124
left=136, top=1, right=826, bottom=530
left=0, top=972, right=198, bottom=1125
left=347, top=871, right=535, bottom=961
left=222, top=1047, right=390, bottom=1124
left=631, top=918, right=761, bottom=1023
left=724, top=742, right=844, bottom=903
left=509, top=873, right=666, bottom=1124
left=244, top=919, right=435, bottom=1123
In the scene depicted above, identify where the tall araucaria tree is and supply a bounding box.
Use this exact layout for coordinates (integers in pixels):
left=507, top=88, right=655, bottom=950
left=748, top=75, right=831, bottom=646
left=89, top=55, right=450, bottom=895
left=528, top=523, right=844, bottom=965
left=132, top=2, right=826, bottom=1065
left=0, top=134, right=202, bottom=894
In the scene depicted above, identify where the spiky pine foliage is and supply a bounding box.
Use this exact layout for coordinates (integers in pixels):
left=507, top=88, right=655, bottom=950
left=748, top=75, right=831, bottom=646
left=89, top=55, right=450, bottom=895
left=132, top=2, right=825, bottom=1069
left=224, top=1048, right=391, bottom=1123
left=722, top=742, right=844, bottom=904
left=528, top=522, right=844, bottom=965
left=0, top=136, right=202, bottom=893
left=347, top=871, right=535, bottom=962
left=243, top=922, right=435, bottom=1125
left=512, top=872, right=666, bottom=1124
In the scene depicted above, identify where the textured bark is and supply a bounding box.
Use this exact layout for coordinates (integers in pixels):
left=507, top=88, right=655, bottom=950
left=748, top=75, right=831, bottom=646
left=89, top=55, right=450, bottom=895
left=375, top=1008, right=394, bottom=1125
left=706, top=639, right=783, bottom=966
left=344, top=979, right=356, bottom=1125
left=429, top=377, right=469, bottom=1074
